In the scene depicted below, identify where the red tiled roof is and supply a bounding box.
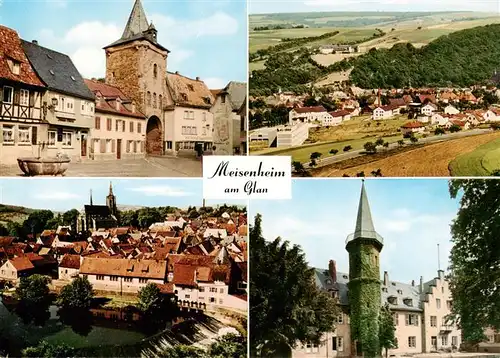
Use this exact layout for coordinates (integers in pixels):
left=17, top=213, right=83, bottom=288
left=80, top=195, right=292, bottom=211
left=0, top=26, right=44, bottom=87
left=9, top=257, right=34, bottom=271
left=389, top=98, right=406, bottom=107
left=59, top=254, right=81, bottom=269
left=85, top=79, right=145, bottom=119
left=0, top=237, right=14, bottom=248
left=293, top=106, right=326, bottom=114
left=156, top=283, right=174, bottom=294
left=167, top=72, right=215, bottom=109
left=329, top=110, right=350, bottom=117
left=402, top=121, right=425, bottom=129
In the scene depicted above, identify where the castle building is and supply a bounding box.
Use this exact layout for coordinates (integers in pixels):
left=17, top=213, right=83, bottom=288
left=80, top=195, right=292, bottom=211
left=292, top=182, right=461, bottom=357
left=78, top=182, right=119, bottom=232
left=103, top=0, right=214, bottom=156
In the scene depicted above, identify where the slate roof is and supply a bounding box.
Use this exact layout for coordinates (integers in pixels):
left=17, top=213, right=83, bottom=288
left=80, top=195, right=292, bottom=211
left=21, top=40, right=95, bottom=100
left=166, top=72, right=214, bottom=109
left=103, top=0, right=169, bottom=52
left=224, top=81, right=247, bottom=111
left=314, top=268, right=423, bottom=312
left=0, top=26, right=44, bottom=87
left=84, top=205, right=111, bottom=216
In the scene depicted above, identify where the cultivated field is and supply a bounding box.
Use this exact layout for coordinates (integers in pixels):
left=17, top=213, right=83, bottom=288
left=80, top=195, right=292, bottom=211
left=313, top=131, right=500, bottom=177
left=449, top=137, right=500, bottom=176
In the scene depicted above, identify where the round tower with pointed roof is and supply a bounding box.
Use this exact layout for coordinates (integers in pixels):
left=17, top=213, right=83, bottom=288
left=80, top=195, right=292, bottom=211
left=346, top=180, right=383, bottom=357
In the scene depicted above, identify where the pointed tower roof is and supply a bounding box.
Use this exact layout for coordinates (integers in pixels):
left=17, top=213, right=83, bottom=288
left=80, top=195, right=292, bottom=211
left=121, top=0, right=149, bottom=40
left=346, top=180, right=384, bottom=248
left=90, top=189, right=93, bottom=206
left=103, top=0, right=169, bottom=52
left=108, top=181, right=114, bottom=196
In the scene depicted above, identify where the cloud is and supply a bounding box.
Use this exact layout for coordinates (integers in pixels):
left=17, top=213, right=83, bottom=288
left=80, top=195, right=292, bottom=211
left=34, top=192, right=81, bottom=200
left=203, top=77, right=228, bottom=89
left=128, top=186, right=192, bottom=197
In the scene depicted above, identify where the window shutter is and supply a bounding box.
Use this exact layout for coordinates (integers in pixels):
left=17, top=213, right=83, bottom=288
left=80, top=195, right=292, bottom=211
left=100, top=139, right=105, bottom=153
left=29, top=91, right=34, bottom=107
left=95, top=116, right=100, bottom=130
left=112, top=139, right=116, bottom=153
left=31, top=126, right=37, bottom=145
left=332, top=337, right=337, bottom=351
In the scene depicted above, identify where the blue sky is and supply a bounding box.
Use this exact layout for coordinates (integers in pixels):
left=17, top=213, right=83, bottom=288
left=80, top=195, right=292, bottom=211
left=250, top=0, right=499, bottom=14
left=0, top=0, right=247, bottom=89
left=251, top=178, right=460, bottom=285
left=0, top=179, right=246, bottom=212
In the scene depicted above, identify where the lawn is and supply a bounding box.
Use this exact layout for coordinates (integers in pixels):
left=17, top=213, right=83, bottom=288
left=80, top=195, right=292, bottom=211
left=254, top=134, right=402, bottom=163
left=449, top=137, right=500, bottom=176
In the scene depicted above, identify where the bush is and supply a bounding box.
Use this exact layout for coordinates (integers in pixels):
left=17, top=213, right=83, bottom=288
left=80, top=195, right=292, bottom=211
left=356, top=171, right=365, bottom=177
left=329, top=149, right=339, bottom=155
left=57, top=276, right=94, bottom=310
left=364, top=142, right=377, bottom=154
left=343, top=145, right=352, bottom=152
left=310, top=152, right=322, bottom=160
left=449, top=124, right=462, bottom=133
left=375, top=138, right=385, bottom=146
left=410, top=136, right=419, bottom=143
left=383, top=142, right=389, bottom=148
left=397, top=139, right=405, bottom=146
left=434, top=127, right=445, bottom=135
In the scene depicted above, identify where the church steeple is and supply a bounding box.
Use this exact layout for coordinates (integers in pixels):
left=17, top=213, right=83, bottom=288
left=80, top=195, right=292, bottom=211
left=106, top=182, right=117, bottom=217
left=121, top=0, right=149, bottom=40
left=90, top=189, right=93, bottom=206
left=109, top=181, right=114, bottom=196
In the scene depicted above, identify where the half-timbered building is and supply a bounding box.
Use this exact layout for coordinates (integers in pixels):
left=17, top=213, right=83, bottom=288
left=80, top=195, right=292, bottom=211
left=0, top=25, right=46, bottom=165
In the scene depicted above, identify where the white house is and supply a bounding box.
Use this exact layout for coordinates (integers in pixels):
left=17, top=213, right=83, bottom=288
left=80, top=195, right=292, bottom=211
left=372, top=105, right=399, bottom=120
left=431, top=113, right=449, bottom=126
left=421, top=103, right=438, bottom=117
left=401, top=121, right=426, bottom=135
left=289, top=106, right=330, bottom=125
left=444, top=105, right=460, bottom=115
left=328, top=110, right=351, bottom=124
left=58, top=254, right=81, bottom=281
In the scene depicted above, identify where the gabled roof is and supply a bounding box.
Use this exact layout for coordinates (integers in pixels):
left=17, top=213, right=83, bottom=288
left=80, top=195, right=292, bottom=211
left=223, top=81, right=247, bottom=111
left=166, top=72, right=214, bottom=109
left=293, top=105, right=326, bottom=114
left=60, top=254, right=81, bottom=269
left=402, top=121, right=425, bottom=129
left=9, top=256, right=34, bottom=271
left=329, top=109, right=350, bottom=117
left=0, top=26, right=44, bottom=87
left=21, top=40, right=95, bottom=100
left=80, top=257, right=167, bottom=279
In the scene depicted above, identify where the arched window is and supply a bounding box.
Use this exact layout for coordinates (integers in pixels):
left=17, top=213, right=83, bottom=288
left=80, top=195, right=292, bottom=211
left=153, top=93, right=157, bottom=109
left=153, top=64, right=158, bottom=79
left=147, top=91, right=151, bottom=106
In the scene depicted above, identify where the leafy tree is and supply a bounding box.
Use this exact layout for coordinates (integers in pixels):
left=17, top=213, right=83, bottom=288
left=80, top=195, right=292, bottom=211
left=375, top=138, right=385, bottom=146
left=309, top=159, right=317, bottom=167
left=292, top=161, right=305, bottom=172
left=371, top=169, right=383, bottom=177
left=449, top=124, right=462, bottom=133
left=379, top=305, right=397, bottom=358
left=310, top=152, right=322, bottom=160
left=62, top=209, right=80, bottom=230
left=434, top=127, right=445, bottom=135
left=22, top=340, right=77, bottom=358
left=397, top=139, right=405, bottom=147
left=343, top=145, right=352, bottom=152
left=137, top=207, right=162, bottom=229
left=329, top=149, right=339, bottom=155
left=250, top=214, right=340, bottom=355
left=120, top=210, right=139, bottom=227
left=448, top=180, right=500, bottom=343
left=138, top=283, right=163, bottom=315
left=303, top=96, right=319, bottom=107
left=23, top=210, right=54, bottom=237
left=356, top=171, right=366, bottom=177
left=16, top=274, right=51, bottom=307
left=383, top=142, right=389, bottom=148
left=410, top=136, right=418, bottom=143
left=364, top=142, right=377, bottom=154
left=57, top=276, right=94, bottom=310
left=46, top=214, right=63, bottom=230
left=0, top=223, right=8, bottom=236
left=209, top=334, right=247, bottom=358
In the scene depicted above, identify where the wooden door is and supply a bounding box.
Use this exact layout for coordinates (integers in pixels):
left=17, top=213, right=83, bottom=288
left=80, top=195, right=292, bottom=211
left=81, top=136, right=87, bottom=157
left=117, top=139, right=121, bottom=159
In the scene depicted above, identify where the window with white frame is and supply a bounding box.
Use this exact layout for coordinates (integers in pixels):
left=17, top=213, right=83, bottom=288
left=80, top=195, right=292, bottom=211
left=48, top=131, right=57, bottom=147
left=452, top=336, right=458, bottom=346
left=2, top=125, right=14, bottom=143
left=20, top=89, right=29, bottom=106
left=106, top=139, right=112, bottom=153
left=59, top=96, right=65, bottom=111
left=66, top=98, right=74, bottom=112
left=408, top=336, right=416, bottom=348
left=18, top=126, right=31, bottom=144
left=336, top=313, right=344, bottom=324
left=183, top=110, right=194, bottom=120
left=441, top=336, right=448, bottom=346
left=430, top=316, right=437, bottom=327
left=3, top=86, right=13, bottom=104
left=305, top=342, right=319, bottom=353
left=190, top=126, right=197, bottom=135
left=62, top=132, right=72, bottom=147
left=405, top=314, right=418, bottom=326
left=12, top=62, right=20, bottom=75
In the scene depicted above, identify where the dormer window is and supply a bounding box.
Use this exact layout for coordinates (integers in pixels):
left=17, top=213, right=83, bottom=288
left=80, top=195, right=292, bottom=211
left=181, top=93, right=188, bottom=101
left=382, top=287, right=388, bottom=293
left=403, top=298, right=413, bottom=307
left=12, top=62, right=20, bottom=75
left=203, top=97, right=211, bottom=105
left=187, top=84, right=194, bottom=91
left=221, top=94, right=226, bottom=104
left=71, top=76, right=76, bottom=81
left=397, top=289, right=403, bottom=294
left=387, top=296, right=398, bottom=305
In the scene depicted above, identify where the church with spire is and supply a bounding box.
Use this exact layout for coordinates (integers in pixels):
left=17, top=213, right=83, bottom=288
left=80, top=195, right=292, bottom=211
left=77, top=182, right=119, bottom=233
left=291, top=181, right=461, bottom=358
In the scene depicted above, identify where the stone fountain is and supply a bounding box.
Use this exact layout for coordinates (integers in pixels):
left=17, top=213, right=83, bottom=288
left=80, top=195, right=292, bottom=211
left=17, top=142, right=71, bottom=176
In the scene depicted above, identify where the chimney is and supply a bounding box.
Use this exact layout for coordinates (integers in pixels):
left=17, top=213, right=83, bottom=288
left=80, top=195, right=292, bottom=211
left=175, top=71, right=179, bottom=75
left=420, top=276, right=424, bottom=293
left=438, top=270, right=444, bottom=280
left=196, top=76, right=200, bottom=81
left=383, top=271, right=389, bottom=286
left=328, top=260, right=337, bottom=283
left=411, top=279, right=415, bottom=287
left=32, top=40, right=38, bottom=45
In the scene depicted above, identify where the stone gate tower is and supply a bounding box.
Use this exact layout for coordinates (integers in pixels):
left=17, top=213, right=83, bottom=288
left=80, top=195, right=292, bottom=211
left=103, top=0, right=169, bottom=155
left=346, top=181, right=384, bottom=357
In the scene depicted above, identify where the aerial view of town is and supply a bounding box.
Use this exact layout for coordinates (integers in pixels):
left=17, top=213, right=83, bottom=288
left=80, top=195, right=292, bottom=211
left=250, top=178, right=500, bottom=357
left=0, top=179, right=247, bottom=357
left=0, top=0, right=247, bottom=177
left=248, top=2, right=500, bottom=177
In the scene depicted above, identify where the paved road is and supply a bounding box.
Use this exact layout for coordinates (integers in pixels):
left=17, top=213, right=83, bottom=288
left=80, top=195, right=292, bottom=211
left=305, top=129, right=492, bottom=168
left=0, top=156, right=203, bottom=177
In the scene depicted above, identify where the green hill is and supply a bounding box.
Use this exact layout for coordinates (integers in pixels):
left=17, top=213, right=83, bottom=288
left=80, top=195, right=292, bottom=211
left=0, top=204, right=34, bottom=226
left=348, top=23, right=500, bottom=88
